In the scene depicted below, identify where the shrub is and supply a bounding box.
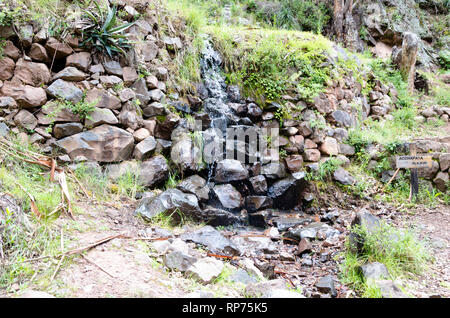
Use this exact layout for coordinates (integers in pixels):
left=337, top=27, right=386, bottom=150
left=438, top=50, right=450, bottom=70
left=80, top=1, right=135, bottom=57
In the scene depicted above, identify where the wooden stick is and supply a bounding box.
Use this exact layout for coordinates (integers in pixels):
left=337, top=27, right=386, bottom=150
left=382, top=168, right=400, bottom=192
left=81, top=254, right=117, bottom=278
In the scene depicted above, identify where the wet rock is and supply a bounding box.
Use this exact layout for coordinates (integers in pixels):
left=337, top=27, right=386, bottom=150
left=315, top=275, right=336, bottom=297
left=1, top=82, right=47, bottom=108
left=177, top=175, right=209, bottom=202
left=186, top=257, right=224, bottom=284
left=245, top=196, right=272, bottom=213
left=53, top=123, right=83, bottom=139
left=135, top=188, right=199, bottom=222
left=56, top=124, right=134, bottom=162
left=333, top=167, right=356, bottom=185
left=180, top=226, right=239, bottom=255
left=272, top=216, right=312, bottom=231
left=249, top=175, right=267, bottom=194
left=360, top=262, right=390, bottom=281
left=248, top=210, right=271, bottom=228
left=163, top=251, right=197, bottom=272
left=267, top=174, right=306, bottom=210
left=214, top=159, right=248, bottom=183
left=47, top=79, right=83, bottom=104
left=138, top=155, right=169, bottom=187
left=213, top=184, right=243, bottom=209
left=170, top=135, right=203, bottom=172
left=261, top=162, right=287, bottom=179
left=296, top=238, right=312, bottom=256
left=231, top=235, right=277, bottom=255
left=200, top=205, right=241, bottom=226
left=133, top=136, right=157, bottom=160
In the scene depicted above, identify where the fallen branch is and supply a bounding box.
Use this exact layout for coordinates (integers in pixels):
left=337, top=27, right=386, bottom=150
left=382, top=168, right=400, bottom=192
left=81, top=254, right=117, bottom=278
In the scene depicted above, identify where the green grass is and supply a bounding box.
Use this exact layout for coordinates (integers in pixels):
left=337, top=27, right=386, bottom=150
left=339, top=221, right=429, bottom=297
left=306, top=157, right=343, bottom=182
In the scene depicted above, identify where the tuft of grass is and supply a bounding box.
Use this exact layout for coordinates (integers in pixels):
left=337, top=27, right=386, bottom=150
left=339, top=221, right=429, bottom=297
left=306, top=157, right=343, bottom=182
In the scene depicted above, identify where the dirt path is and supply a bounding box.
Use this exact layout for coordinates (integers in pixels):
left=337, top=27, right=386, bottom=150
left=390, top=204, right=450, bottom=298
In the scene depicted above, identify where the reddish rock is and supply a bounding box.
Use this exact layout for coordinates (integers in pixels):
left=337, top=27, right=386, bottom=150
left=319, top=137, right=339, bottom=156
left=304, top=139, right=318, bottom=149
left=439, top=153, right=450, bottom=172
left=285, top=155, right=304, bottom=172
left=0, top=57, right=15, bottom=81
left=29, top=43, right=49, bottom=62
left=303, top=149, right=321, bottom=162
left=85, top=88, right=121, bottom=110
left=14, top=109, right=38, bottom=130
left=288, top=135, right=304, bottom=152
left=12, top=58, right=51, bottom=86
left=52, top=67, right=88, bottom=82
left=1, top=81, right=47, bottom=108
left=45, top=37, right=73, bottom=59
left=66, top=52, right=92, bottom=72
left=56, top=124, right=135, bottom=162
left=146, top=74, right=159, bottom=89
left=296, top=238, right=312, bottom=256
left=123, top=66, right=139, bottom=86
left=314, top=93, right=338, bottom=114
left=3, top=41, right=21, bottom=61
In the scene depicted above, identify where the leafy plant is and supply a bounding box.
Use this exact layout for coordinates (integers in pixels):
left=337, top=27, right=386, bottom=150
left=80, top=1, right=135, bottom=57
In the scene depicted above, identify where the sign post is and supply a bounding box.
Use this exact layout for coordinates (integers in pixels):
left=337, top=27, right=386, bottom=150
left=395, top=142, right=433, bottom=201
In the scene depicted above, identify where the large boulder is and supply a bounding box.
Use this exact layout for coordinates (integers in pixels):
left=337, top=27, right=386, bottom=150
left=133, top=136, right=157, bottom=160
left=1, top=81, right=47, bottom=108
left=56, top=124, right=134, bottom=162
left=66, top=52, right=92, bottom=72
left=12, top=59, right=51, bottom=86
left=176, top=175, right=209, bottom=202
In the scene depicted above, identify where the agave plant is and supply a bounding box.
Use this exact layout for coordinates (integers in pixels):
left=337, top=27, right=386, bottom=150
left=80, top=1, right=135, bottom=57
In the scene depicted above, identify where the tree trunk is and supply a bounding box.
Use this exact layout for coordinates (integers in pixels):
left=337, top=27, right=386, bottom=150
left=333, top=0, right=344, bottom=42
left=400, top=32, right=419, bottom=94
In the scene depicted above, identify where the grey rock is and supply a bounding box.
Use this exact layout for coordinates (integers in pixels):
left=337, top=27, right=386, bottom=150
left=47, top=79, right=83, bottom=104
left=163, top=251, right=197, bottom=272
left=360, top=262, right=390, bottom=281
left=133, top=136, right=157, bottom=160
left=53, top=123, right=83, bottom=139
left=180, top=226, right=239, bottom=255
left=185, top=257, right=224, bottom=284
left=315, top=275, right=336, bottom=296
left=333, top=167, right=356, bottom=185
left=213, top=184, right=243, bottom=209
left=138, top=155, right=170, bottom=187
left=177, top=175, right=209, bottom=202
left=135, top=188, right=199, bottom=222
left=214, top=159, right=248, bottom=183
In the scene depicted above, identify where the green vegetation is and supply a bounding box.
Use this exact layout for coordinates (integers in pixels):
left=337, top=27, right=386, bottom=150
left=438, top=50, right=450, bottom=69
left=339, top=221, right=428, bottom=297
left=80, top=1, right=135, bottom=57
left=306, top=157, right=343, bottom=182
